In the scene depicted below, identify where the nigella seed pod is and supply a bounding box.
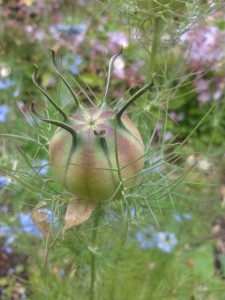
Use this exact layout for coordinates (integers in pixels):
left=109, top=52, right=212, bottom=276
left=32, top=49, right=154, bottom=203
left=49, top=105, right=144, bottom=202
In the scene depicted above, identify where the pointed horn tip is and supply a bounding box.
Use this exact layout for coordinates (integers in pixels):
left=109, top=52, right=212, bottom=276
left=152, top=73, right=156, bottom=82
left=30, top=102, right=35, bottom=111
left=118, top=45, right=123, bottom=55
left=32, top=65, right=39, bottom=81
left=50, top=48, right=56, bottom=57
left=114, top=46, right=123, bottom=58
left=30, top=103, right=44, bottom=121
left=30, top=102, right=38, bottom=117
left=146, top=73, right=156, bottom=90
left=33, top=64, right=39, bottom=71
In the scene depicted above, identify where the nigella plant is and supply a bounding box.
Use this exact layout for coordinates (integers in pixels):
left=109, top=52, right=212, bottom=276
left=31, top=48, right=154, bottom=228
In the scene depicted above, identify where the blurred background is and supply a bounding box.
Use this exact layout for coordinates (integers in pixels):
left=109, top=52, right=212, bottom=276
left=1, top=1, right=225, bottom=299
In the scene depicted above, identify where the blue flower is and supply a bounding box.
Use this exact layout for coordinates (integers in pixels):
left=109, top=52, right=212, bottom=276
left=174, top=213, right=192, bottom=223
left=35, top=159, right=49, bottom=175
left=174, top=213, right=183, bottom=224
left=39, top=159, right=49, bottom=175
left=129, top=207, right=136, bottom=218
left=18, top=212, right=42, bottom=236
left=136, top=227, right=178, bottom=253
left=0, top=210, right=54, bottom=252
left=136, top=226, right=156, bottom=249
left=62, top=55, right=83, bottom=75
left=0, top=225, right=14, bottom=237
left=0, top=175, right=10, bottom=188
left=70, top=56, right=83, bottom=74
left=20, top=293, right=27, bottom=299
left=0, top=104, right=10, bottom=122
left=155, top=232, right=177, bottom=253
left=183, top=213, right=192, bottom=221
left=0, top=78, right=13, bottom=90
left=2, top=245, right=13, bottom=254
left=56, top=23, right=87, bottom=36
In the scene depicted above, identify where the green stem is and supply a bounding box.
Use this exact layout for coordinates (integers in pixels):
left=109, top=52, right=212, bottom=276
left=31, top=103, right=77, bottom=140
left=115, top=78, right=155, bottom=119
left=89, top=204, right=101, bottom=300
left=32, top=65, right=68, bottom=121
left=104, top=47, right=123, bottom=105
left=50, top=49, right=82, bottom=109
left=146, top=17, right=162, bottom=83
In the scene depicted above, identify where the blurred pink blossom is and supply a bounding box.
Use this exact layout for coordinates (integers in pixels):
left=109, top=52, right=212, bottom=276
left=180, top=25, right=225, bottom=71
left=169, top=112, right=184, bottom=122
left=91, top=31, right=129, bottom=55
left=108, top=31, right=129, bottom=52
left=180, top=19, right=225, bottom=105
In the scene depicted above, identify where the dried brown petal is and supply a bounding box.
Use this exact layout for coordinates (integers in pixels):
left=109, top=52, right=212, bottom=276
left=31, top=202, right=53, bottom=238
left=62, top=199, right=95, bottom=236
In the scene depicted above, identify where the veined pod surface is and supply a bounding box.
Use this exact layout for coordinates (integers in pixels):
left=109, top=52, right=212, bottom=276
left=49, top=105, right=144, bottom=202
left=32, top=49, right=154, bottom=203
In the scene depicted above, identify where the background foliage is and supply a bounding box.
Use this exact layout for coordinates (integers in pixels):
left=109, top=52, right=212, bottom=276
left=1, top=1, right=225, bottom=299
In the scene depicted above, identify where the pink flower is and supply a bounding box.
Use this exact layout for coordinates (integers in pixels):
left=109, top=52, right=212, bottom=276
left=180, top=25, right=225, bottom=71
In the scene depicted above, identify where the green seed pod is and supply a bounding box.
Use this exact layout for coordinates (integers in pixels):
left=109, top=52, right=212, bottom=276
left=49, top=105, right=144, bottom=202
left=32, top=49, right=154, bottom=203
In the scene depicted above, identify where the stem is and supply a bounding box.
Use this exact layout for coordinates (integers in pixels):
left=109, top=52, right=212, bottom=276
left=32, top=65, right=68, bottom=121
left=89, top=204, right=101, bottom=300
left=115, top=76, right=155, bottom=119
left=146, top=17, right=162, bottom=83
left=104, top=47, right=123, bottom=105
left=50, top=48, right=81, bottom=109
left=71, top=74, right=96, bottom=107
left=31, top=103, right=77, bottom=140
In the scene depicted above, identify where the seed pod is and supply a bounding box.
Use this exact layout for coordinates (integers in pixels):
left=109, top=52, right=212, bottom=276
left=49, top=105, right=144, bottom=202
left=32, top=49, right=154, bottom=203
